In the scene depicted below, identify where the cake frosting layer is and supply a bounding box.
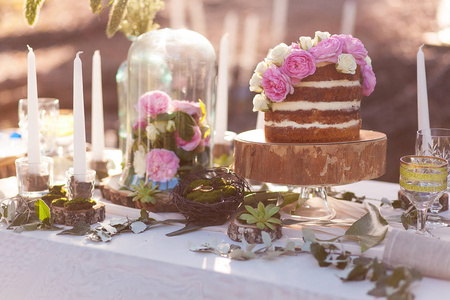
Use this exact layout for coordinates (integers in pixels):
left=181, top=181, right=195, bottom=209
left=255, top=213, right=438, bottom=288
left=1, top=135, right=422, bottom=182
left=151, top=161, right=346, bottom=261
left=271, top=100, right=360, bottom=111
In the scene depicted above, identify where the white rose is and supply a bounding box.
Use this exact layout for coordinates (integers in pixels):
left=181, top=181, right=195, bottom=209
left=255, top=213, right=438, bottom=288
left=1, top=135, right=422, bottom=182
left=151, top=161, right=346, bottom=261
left=155, top=121, right=166, bottom=133
left=364, top=55, right=372, bottom=67
left=166, top=120, right=176, bottom=132
left=133, top=145, right=147, bottom=177
left=266, top=43, right=290, bottom=66
left=336, top=54, right=357, bottom=74
left=254, top=60, right=269, bottom=75
left=252, top=93, right=270, bottom=112
left=146, top=123, right=158, bottom=142
left=299, top=36, right=313, bottom=50
left=313, top=31, right=331, bottom=45
left=249, top=73, right=263, bottom=93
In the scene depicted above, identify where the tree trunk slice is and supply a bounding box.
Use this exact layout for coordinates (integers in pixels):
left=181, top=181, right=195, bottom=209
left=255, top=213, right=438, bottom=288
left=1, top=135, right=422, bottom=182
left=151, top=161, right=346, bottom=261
left=227, top=218, right=282, bottom=244
left=51, top=202, right=106, bottom=226
left=99, top=175, right=179, bottom=213
left=233, top=129, right=387, bottom=186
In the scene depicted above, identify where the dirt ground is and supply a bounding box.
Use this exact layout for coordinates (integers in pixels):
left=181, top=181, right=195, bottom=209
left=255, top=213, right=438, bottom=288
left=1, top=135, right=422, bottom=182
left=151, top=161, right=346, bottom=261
left=1, top=0, right=450, bottom=183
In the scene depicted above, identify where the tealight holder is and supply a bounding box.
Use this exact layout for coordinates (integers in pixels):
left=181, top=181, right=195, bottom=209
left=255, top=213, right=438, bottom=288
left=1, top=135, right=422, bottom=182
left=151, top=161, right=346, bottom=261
left=213, top=131, right=237, bottom=167
left=15, top=156, right=53, bottom=198
left=65, top=168, right=96, bottom=199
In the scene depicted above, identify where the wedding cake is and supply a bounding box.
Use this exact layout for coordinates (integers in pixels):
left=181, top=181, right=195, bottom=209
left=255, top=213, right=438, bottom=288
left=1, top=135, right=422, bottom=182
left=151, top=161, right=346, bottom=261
left=249, top=31, right=376, bottom=143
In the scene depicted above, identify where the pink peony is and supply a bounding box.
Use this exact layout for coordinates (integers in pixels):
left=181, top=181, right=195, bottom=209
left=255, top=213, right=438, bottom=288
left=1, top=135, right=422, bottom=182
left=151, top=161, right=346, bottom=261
left=309, top=36, right=343, bottom=63
left=336, top=34, right=368, bottom=65
left=133, top=118, right=147, bottom=131
left=261, top=64, right=294, bottom=102
left=136, top=91, right=171, bottom=118
left=174, top=125, right=202, bottom=151
left=281, top=50, right=316, bottom=84
left=361, top=64, right=376, bottom=96
left=171, top=100, right=202, bottom=120
left=145, top=148, right=180, bottom=182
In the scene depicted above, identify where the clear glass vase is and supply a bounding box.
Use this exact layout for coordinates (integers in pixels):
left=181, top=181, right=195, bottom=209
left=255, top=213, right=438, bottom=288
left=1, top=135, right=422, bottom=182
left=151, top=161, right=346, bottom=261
left=119, top=28, right=217, bottom=191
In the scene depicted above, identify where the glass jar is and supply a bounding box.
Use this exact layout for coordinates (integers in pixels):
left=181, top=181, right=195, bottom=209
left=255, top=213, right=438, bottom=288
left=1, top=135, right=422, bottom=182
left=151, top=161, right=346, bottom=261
left=119, top=28, right=217, bottom=190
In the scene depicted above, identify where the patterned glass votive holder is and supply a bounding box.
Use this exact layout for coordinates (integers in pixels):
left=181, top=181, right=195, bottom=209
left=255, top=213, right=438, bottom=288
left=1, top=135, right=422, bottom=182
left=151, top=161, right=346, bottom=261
left=65, top=168, right=96, bottom=199
left=15, top=156, right=53, bottom=198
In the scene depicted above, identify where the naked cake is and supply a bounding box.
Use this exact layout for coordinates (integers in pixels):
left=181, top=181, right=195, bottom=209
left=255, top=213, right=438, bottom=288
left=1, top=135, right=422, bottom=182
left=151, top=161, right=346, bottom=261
left=249, top=31, right=376, bottom=143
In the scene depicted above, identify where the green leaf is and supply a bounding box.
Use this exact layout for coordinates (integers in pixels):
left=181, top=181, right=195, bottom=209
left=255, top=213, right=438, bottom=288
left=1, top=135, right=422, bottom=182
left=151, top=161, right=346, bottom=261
left=174, top=111, right=197, bottom=141
left=342, top=264, right=369, bottom=281
left=155, top=112, right=176, bottom=122
left=106, top=0, right=130, bottom=38
left=34, top=199, right=51, bottom=222
left=139, top=209, right=149, bottom=222
left=344, top=203, right=389, bottom=252
left=24, top=0, right=45, bottom=26
left=166, top=223, right=205, bottom=236
left=310, top=242, right=331, bottom=267
left=90, top=0, right=102, bottom=14
left=130, top=221, right=147, bottom=234
left=302, top=228, right=316, bottom=243
left=57, top=221, right=91, bottom=236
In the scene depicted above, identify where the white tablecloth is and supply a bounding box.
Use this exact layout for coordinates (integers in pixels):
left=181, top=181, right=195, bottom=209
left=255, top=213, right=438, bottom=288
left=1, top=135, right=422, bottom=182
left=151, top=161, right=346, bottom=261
left=0, top=178, right=449, bottom=300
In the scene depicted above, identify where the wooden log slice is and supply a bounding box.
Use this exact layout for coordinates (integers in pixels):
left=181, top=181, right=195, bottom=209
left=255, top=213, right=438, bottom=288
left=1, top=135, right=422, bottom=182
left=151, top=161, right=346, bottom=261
left=51, top=202, right=106, bottom=226
left=99, top=175, right=179, bottom=213
left=227, top=218, right=282, bottom=244
left=234, top=129, right=387, bottom=186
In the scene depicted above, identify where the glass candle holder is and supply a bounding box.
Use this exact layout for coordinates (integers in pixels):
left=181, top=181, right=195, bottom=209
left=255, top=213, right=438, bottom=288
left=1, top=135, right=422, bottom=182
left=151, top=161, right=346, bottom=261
left=18, top=98, right=59, bottom=156
left=66, top=168, right=96, bottom=199
left=119, top=28, right=216, bottom=191
left=15, top=156, right=53, bottom=198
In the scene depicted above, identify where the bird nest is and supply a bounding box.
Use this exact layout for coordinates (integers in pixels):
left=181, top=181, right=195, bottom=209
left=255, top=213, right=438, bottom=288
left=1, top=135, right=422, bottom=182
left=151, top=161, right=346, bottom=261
left=171, top=168, right=249, bottom=226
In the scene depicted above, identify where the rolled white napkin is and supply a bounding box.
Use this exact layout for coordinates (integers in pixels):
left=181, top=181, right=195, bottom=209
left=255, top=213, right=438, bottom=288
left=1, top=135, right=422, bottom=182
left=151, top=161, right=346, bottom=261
left=383, top=230, right=450, bottom=281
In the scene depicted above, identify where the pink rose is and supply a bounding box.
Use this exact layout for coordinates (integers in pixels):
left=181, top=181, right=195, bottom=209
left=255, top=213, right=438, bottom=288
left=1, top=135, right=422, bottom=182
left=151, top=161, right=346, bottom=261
left=281, top=50, right=316, bottom=84
left=361, top=64, right=376, bottom=96
left=146, top=148, right=180, bottom=182
left=336, top=34, right=368, bottom=65
left=289, top=42, right=300, bottom=50
left=261, top=64, right=294, bottom=102
left=136, top=91, right=171, bottom=118
left=133, top=118, right=147, bottom=131
left=309, top=36, right=343, bottom=63
left=174, top=125, right=202, bottom=151
left=171, top=100, right=202, bottom=120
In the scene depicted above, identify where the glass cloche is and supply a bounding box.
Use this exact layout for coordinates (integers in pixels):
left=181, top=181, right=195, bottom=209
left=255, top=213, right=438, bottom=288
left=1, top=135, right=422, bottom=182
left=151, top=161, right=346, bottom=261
left=119, top=28, right=217, bottom=191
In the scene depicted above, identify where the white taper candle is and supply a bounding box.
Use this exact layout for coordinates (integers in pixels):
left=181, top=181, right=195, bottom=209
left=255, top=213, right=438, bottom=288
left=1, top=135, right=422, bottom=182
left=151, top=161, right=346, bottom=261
left=91, top=50, right=105, bottom=161
left=73, top=51, right=87, bottom=181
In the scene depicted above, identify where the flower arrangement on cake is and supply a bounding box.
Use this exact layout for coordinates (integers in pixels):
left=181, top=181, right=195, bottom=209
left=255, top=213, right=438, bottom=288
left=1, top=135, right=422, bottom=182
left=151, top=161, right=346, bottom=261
left=249, top=31, right=376, bottom=143
left=126, top=90, right=211, bottom=192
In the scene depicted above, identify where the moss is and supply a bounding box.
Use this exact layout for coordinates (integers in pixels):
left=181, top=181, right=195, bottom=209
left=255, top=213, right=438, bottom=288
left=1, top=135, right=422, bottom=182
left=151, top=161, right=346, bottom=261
left=42, top=185, right=68, bottom=204
left=52, top=198, right=69, bottom=207
left=185, top=183, right=237, bottom=204
left=64, top=198, right=96, bottom=211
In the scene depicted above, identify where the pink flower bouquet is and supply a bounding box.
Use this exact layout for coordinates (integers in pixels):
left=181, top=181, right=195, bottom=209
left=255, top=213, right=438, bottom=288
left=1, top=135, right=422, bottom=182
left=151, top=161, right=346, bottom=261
left=129, top=90, right=211, bottom=188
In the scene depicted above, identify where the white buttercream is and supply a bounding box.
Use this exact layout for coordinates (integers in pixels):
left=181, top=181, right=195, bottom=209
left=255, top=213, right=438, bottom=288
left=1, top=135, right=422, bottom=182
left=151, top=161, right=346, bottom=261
left=295, top=80, right=361, bottom=88
left=265, top=119, right=360, bottom=129
left=272, top=100, right=360, bottom=112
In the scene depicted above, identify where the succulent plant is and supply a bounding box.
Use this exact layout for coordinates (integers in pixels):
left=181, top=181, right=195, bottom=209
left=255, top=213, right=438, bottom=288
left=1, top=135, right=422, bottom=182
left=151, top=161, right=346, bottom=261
left=239, top=202, right=281, bottom=230
left=129, top=181, right=162, bottom=204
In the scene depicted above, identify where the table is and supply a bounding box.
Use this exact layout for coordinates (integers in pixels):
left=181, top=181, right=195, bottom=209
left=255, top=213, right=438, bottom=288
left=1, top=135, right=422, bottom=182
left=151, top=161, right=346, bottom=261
left=0, top=178, right=449, bottom=300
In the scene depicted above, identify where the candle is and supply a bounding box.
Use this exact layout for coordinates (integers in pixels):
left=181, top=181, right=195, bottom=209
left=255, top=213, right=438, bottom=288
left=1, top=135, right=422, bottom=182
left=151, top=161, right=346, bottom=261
left=417, top=45, right=430, bottom=131
left=215, top=33, right=229, bottom=144
left=91, top=50, right=105, bottom=161
left=224, top=11, right=238, bottom=73
left=27, top=45, right=41, bottom=174
left=340, top=0, right=357, bottom=36
left=238, top=13, right=259, bottom=85
left=271, top=0, right=288, bottom=44
left=73, top=51, right=87, bottom=181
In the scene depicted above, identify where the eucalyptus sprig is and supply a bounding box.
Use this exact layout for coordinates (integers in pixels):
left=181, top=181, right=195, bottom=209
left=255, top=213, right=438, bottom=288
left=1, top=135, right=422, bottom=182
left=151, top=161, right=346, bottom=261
left=239, top=202, right=281, bottom=230
left=129, top=180, right=163, bottom=204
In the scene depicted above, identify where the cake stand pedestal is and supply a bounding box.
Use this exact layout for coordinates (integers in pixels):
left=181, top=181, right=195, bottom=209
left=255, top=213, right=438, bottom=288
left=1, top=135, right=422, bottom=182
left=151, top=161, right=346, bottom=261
left=233, top=129, right=387, bottom=220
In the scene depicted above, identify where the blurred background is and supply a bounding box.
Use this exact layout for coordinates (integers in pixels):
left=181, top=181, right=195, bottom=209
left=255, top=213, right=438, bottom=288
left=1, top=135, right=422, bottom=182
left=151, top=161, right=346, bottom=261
left=0, top=0, right=450, bottom=183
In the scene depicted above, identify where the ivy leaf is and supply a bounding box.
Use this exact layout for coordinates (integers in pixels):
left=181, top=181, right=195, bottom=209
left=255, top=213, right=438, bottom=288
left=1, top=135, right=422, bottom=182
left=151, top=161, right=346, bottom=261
left=261, top=231, right=272, bottom=248
left=34, top=199, right=51, bottom=222
left=341, top=264, right=370, bottom=281
left=302, top=228, right=316, bottom=243
left=344, top=203, right=388, bottom=252
left=130, top=221, right=147, bottom=234
left=90, top=0, right=102, bottom=14
left=58, top=221, right=91, bottom=236
left=310, top=242, right=331, bottom=267
left=174, top=111, right=197, bottom=141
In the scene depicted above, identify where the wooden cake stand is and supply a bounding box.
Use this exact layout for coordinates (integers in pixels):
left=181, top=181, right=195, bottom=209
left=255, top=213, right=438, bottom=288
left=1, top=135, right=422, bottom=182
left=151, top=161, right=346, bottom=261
left=233, top=129, right=387, bottom=219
